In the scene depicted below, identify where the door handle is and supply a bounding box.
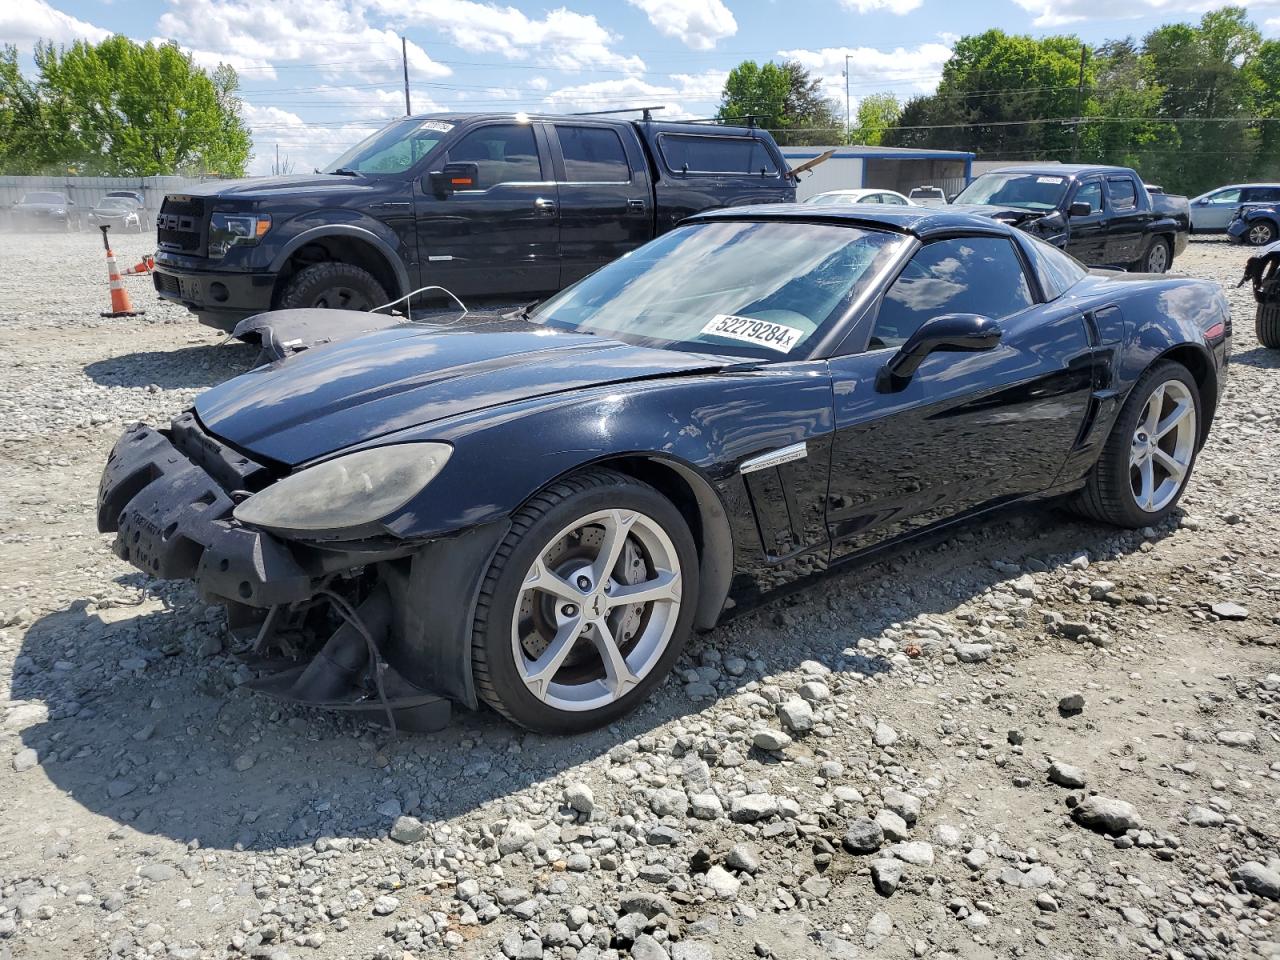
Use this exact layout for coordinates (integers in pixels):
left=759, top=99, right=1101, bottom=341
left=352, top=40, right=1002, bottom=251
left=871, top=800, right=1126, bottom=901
left=371, top=201, right=411, bottom=209
left=534, top=198, right=557, bottom=216
left=626, top=199, right=646, bottom=214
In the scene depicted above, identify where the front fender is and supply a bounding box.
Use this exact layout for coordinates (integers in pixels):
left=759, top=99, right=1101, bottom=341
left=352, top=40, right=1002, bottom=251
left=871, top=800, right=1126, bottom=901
left=268, top=220, right=411, bottom=295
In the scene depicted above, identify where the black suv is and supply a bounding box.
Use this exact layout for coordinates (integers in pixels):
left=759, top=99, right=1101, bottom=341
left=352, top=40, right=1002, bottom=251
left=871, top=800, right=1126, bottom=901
left=152, top=113, right=793, bottom=329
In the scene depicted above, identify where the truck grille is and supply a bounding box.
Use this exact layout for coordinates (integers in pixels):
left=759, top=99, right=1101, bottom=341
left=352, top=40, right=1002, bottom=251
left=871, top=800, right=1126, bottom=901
left=153, top=271, right=181, bottom=297
left=157, top=195, right=206, bottom=255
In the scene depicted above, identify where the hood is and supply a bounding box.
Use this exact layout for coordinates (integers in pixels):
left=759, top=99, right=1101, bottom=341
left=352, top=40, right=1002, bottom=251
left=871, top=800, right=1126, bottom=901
left=14, top=201, right=65, bottom=211
left=196, top=322, right=727, bottom=465
left=176, top=174, right=376, bottom=201
left=947, top=202, right=1051, bottom=226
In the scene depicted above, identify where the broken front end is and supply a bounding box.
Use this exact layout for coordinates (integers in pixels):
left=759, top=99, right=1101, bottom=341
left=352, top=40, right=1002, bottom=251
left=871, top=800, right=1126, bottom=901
left=96, top=414, right=505, bottom=732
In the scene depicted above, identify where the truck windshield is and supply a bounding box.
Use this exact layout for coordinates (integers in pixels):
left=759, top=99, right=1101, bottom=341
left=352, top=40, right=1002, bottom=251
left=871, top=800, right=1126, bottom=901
left=954, top=173, right=1069, bottom=212
left=533, top=220, right=905, bottom=361
left=323, top=118, right=452, bottom=175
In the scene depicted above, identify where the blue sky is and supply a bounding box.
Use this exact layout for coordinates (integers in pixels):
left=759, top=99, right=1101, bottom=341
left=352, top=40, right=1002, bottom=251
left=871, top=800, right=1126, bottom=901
left=6, top=0, right=1280, bottom=173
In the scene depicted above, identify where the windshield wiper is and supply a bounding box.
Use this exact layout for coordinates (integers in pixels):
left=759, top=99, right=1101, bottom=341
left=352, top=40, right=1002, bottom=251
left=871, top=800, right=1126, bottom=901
left=329, top=168, right=360, bottom=177
left=514, top=299, right=542, bottom=321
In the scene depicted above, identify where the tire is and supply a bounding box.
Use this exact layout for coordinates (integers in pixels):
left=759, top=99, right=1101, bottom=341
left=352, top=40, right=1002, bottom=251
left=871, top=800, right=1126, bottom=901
left=1071, top=360, right=1201, bottom=528
left=1258, top=308, right=1280, bottom=349
left=472, top=468, right=699, bottom=733
left=1136, top=236, right=1171, bottom=273
left=276, top=261, right=388, bottom=312
left=1247, top=220, right=1278, bottom=247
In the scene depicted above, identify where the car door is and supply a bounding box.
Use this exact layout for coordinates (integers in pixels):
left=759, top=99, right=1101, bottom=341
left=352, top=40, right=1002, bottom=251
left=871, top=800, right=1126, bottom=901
left=1104, top=176, right=1144, bottom=264
left=1065, top=178, right=1107, bottom=263
left=825, top=234, right=1095, bottom=560
left=1194, top=187, right=1242, bottom=231
left=548, top=122, right=653, bottom=286
left=413, top=122, right=560, bottom=297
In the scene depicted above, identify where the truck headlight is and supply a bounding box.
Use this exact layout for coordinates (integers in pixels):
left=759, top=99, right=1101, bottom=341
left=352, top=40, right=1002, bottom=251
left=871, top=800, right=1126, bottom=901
left=208, top=212, right=271, bottom=258
left=233, top=443, right=452, bottom=532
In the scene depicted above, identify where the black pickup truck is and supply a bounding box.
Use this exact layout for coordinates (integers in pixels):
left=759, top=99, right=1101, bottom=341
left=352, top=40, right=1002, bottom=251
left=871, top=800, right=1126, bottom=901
left=152, top=113, right=794, bottom=329
left=951, top=164, right=1189, bottom=273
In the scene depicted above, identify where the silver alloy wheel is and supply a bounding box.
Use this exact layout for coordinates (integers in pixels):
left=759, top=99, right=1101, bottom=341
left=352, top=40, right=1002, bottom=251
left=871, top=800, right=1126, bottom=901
left=1145, top=241, right=1169, bottom=273
left=1130, top=379, right=1196, bottom=513
left=511, top=508, right=682, bottom=712
left=1249, top=223, right=1275, bottom=246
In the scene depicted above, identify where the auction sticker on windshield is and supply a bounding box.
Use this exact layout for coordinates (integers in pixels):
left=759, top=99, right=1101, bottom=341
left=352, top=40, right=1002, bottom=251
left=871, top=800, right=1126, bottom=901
left=700, top=314, right=804, bottom=353
left=419, top=120, right=454, bottom=132
left=1037, top=176, right=1064, bottom=184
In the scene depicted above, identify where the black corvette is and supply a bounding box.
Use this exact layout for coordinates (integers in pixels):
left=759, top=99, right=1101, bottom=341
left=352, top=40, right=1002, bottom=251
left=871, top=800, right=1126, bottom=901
left=97, top=206, right=1230, bottom=733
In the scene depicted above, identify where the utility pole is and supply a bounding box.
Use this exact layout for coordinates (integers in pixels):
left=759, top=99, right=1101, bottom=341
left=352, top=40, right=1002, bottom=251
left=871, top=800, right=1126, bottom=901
left=275, top=143, right=279, bottom=175
left=402, top=36, right=412, bottom=116
left=1071, top=42, right=1086, bottom=163
left=844, top=54, right=852, bottom=142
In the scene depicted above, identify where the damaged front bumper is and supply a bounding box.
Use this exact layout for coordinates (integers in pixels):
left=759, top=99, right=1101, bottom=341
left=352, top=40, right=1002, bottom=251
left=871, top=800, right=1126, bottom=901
left=96, top=415, right=499, bottom=731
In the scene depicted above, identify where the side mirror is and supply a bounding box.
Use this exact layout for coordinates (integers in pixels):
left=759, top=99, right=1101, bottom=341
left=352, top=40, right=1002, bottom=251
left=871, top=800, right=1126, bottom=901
left=1194, top=198, right=1209, bottom=206
left=428, top=162, right=479, bottom=196
left=877, top=313, right=1002, bottom=392
left=1068, top=200, right=1092, bottom=218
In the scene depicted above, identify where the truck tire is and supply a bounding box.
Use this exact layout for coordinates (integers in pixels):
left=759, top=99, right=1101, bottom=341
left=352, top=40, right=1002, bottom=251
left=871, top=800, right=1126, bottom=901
left=1247, top=220, right=1277, bottom=246
left=277, top=262, right=388, bottom=312
left=1258, top=307, right=1280, bottom=349
left=1135, top=237, right=1171, bottom=274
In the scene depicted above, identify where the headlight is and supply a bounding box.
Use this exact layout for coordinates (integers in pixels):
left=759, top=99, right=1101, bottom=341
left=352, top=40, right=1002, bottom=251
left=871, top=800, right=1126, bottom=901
left=233, top=443, right=451, bottom=533
left=208, top=212, right=271, bottom=258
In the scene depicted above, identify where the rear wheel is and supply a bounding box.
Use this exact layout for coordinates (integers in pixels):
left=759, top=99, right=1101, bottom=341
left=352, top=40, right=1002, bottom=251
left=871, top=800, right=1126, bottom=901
left=1248, top=220, right=1277, bottom=246
left=472, top=469, right=698, bottom=733
left=1071, top=361, right=1200, bottom=528
left=1137, top=237, right=1170, bottom=273
left=277, top=262, right=387, bottom=312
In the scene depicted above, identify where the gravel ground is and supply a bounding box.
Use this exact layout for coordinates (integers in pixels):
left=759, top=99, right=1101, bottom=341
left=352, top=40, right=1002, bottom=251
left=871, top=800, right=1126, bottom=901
left=0, top=231, right=1278, bottom=960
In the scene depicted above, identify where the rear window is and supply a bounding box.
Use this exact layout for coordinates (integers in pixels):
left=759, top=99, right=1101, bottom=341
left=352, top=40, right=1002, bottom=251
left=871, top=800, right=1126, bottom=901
left=658, top=134, right=777, bottom=176
left=1108, top=177, right=1137, bottom=210
left=556, top=126, right=631, bottom=183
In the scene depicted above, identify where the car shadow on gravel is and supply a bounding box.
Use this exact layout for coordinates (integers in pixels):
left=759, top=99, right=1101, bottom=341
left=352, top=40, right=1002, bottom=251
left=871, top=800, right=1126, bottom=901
left=82, top=342, right=258, bottom=390
left=11, top=503, right=1167, bottom=853
left=1230, top=344, right=1280, bottom=369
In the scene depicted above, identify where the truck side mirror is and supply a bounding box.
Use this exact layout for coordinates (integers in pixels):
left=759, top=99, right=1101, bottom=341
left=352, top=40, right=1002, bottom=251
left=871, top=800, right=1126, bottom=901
left=428, top=162, right=479, bottom=196
left=1068, top=201, right=1092, bottom=218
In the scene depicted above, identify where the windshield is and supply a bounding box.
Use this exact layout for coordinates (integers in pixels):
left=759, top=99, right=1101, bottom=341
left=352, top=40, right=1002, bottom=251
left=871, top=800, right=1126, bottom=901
left=532, top=220, right=905, bottom=360
left=323, top=118, right=453, bottom=175
left=22, top=192, right=64, bottom=204
left=954, top=173, right=1068, bottom=211
left=97, top=198, right=133, bottom=209
left=806, top=192, right=864, bottom=205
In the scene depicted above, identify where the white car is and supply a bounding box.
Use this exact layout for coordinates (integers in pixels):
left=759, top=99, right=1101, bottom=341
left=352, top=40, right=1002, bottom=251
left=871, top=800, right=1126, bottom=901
left=1189, top=183, right=1280, bottom=232
left=907, top=185, right=948, bottom=207
left=804, top=188, right=915, bottom=206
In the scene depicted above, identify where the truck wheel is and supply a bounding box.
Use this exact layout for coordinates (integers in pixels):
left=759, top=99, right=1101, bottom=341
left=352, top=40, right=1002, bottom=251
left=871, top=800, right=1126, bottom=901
left=1258, top=308, right=1280, bottom=349
left=1247, top=221, right=1277, bottom=246
left=471, top=468, right=698, bottom=734
left=277, top=262, right=388, bottom=312
left=1069, top=360, right=1200, bottom=528
left=1138, top=237, right=1170, bottom=273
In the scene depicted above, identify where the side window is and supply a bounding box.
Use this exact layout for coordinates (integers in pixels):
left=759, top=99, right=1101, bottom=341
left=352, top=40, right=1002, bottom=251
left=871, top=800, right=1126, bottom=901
left=659, top=135, right=778, bottom=176
left=883, top=193, right=908, bottom=205
left=870, top=237, right=1033, bottom=348
left=446, top=124, right=542, bottom=190
left=1021, top=235, right=1087, bottom=301
left=1074, top=180, right=1103, bottom=214
left=1107, top=177, right=1137, bottom=210
left=1211, top=188, right=1242, bottom=204
left=556, top=126, right=632, bottom=183
left=1246, top=186, right=1280, bottom=202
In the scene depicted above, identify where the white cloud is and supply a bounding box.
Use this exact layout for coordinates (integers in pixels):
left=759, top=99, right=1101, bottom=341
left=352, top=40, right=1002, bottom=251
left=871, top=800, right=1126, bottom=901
left=156, top=0, right=450, bottom=82
left=540, top=70, right=728, bottom=119
left=241, top=102, right=378, bottom=174
left=366, top=0, right=645, bottom=74
left=627, top=0, right=737, bottom=50
left=0, top=0, right=111, bottom=49
left=839, top=0, right=923, bottom=13
left=1015, top=0, right=1280, bottom=26
left=778, top=42, right=953, bottom=105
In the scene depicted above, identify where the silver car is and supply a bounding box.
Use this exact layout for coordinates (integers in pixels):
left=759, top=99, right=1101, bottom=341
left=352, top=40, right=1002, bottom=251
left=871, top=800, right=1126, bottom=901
left=1190, top=183, right=1280, bottom=232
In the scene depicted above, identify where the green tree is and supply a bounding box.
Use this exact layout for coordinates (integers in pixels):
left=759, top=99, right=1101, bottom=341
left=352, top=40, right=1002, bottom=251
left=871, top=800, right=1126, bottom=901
left=719, top=59, right=841, bottom=145
left=2, top=35, right=250, bottom=176
left=0, top=45, right=48, bottom=173
left=851, top=92, right=900, bottom=145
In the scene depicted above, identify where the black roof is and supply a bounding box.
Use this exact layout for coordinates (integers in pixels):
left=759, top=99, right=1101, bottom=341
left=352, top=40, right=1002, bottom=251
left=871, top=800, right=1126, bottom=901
left=404, top=111, right=765, bottom=137
left=985, top=163, right=1134, bottom=180
left=687, top=202, right=1018, bottom=239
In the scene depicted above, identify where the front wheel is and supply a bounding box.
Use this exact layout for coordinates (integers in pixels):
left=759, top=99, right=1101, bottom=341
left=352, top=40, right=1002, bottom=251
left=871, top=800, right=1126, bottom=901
left=472, top=469, right=698, bottom=733
left=277, top=261, right=387, bottom=312
left=1071, top=361, right=1200, bottom=528
left=1248, top=221, right=1277, bottom=246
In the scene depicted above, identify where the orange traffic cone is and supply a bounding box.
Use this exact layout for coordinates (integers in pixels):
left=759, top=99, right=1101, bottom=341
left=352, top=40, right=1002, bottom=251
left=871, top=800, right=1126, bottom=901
left=122, top=254, right=155, bottom=276
left=99, top=226, right=144, bottom=318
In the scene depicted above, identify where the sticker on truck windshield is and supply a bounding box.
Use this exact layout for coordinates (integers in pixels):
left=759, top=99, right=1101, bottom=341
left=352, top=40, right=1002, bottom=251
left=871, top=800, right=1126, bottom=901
left=418, top=120, right=454, bottom=132
left=699, top=314, right=804, bottom=353
left=1037, top=176, right=1064, bottom=184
